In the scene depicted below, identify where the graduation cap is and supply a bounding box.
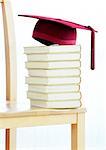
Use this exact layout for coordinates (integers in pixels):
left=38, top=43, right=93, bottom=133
left=18, top=14, right=97, bottom=70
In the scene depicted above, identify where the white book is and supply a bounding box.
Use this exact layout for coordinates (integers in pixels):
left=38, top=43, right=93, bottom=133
left=25, top=61, right=81, bottom=69
left=28, top=85, right=80, bottom=93
left=24, top=45, right=81, bottom=54
left=30, top=99, right=81, bottom=108
left=27, top=91, right=81, bottom=101
left=27, top=53, right=81, bottom=61
left=26, top=76, right=81, bottom=85
left=28, top=69, right=81, bottom=77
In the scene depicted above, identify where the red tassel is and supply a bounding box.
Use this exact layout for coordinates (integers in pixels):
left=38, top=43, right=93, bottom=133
left=91, top=30, right=95, bottom=70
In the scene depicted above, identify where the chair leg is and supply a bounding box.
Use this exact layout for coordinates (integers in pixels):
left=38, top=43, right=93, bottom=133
left=71, top=124, right=77, bottom=150
left=5, top=128, right=16, bottom=150
left=5, top=129, right=10, bottom=150
left=71, top=113, right=85, bottom=150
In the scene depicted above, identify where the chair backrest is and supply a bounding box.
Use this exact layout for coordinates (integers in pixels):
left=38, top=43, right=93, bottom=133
left=0, top=0, right=17, bottom=102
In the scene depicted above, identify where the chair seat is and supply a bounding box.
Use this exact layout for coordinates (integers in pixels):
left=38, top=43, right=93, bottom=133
left=0, top=100, right=86, bottom=128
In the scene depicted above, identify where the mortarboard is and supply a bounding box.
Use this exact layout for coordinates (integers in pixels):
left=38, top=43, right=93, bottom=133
left=18, top=14, right=97, bottom=70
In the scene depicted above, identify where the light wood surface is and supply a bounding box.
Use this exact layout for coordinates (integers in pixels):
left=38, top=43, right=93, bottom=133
left=5, top=128, right=16, bottom=150
left=0, top=113, right=77, bottom=128
left=0, top=101, right=86, bottom=150
left=2, top=0, right=17, bottom=101
left=1, top=0, right=17, bottom=149
left=77, top=113, right=85, bottom=150
left=71, top=124, right=77, bottom=150
left=0, top=101, right=86, bottom=128
left=71, top=113, right=85, bottom=150
left=0, top=101, right=86, bottom=118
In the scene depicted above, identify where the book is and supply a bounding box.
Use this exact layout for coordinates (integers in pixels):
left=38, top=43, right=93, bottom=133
left=27, top=91, right=81, bottom=101
left=30, top=99, right=81, bottom=108
left=28, top=68, right=81, bottom=77
left=26, top=76, right=81, bottom=85
left=26, top=53, right=81, bottom=61
left=25, top=45, right=82, bottom=108
left=28, top=84, right=80, bottom=93
left=24, top=45, right=81, bottom=54
left=25, top=61, right=81, bottom=69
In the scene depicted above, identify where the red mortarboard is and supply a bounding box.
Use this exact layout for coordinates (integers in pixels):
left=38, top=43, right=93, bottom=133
left=18, top=14, right=97, bottom=70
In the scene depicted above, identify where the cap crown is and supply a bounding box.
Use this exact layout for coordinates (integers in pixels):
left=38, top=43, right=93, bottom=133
left=33, top=19, right=77, bottom=45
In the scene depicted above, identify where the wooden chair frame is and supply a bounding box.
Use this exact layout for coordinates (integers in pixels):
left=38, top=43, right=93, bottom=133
left=1, top=0, right=17, bottom=149
left=0, top=0, right=86, bottom=150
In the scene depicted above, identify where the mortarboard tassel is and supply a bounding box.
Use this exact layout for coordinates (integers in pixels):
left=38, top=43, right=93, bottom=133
left=91, top=30, right=95, bottom=70
left=88, top=26, right=95, bottom=70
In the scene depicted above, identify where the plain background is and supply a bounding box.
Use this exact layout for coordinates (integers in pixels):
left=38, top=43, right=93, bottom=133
left=0, top=0, right=106, bottom=149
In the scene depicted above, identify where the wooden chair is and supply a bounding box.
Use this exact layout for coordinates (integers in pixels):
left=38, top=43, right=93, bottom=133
left=0, top=0, right=86, bottom=150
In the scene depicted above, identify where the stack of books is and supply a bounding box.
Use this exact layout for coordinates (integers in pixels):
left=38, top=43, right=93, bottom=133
left=25, top=45, right=82, bottom=108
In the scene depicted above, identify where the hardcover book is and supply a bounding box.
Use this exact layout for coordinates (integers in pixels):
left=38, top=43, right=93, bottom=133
left=25, top=61, right=81, bottom=69
left=28, top=84, right=80, bottom=93
left=28, top=68, right=81, bottom=77
left=30, top=99, right=81, bottom=108
left=24, top=45, right=81, bottom=54
left=27, top=53, right=80, bottom=61
left=26, top=76, right=81, bottom=85
left=27, top=91, right=81, bottom=101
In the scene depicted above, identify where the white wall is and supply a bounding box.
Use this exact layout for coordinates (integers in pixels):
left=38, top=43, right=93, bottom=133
left=0, top=0, right=106, bottom=149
